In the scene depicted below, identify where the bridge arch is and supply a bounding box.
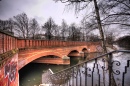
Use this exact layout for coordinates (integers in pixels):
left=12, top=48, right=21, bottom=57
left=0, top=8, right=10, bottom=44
left=32, top=55, right=62, bottom=64
left=67, top=50, right=80, bottom=57
left=18, top=51, right=63, bottom=70
left=82, top=48, right=88, bottom=53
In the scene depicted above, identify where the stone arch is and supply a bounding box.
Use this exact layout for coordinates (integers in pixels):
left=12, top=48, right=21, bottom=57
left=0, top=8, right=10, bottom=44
left=67, top=50, right=80, bottom=57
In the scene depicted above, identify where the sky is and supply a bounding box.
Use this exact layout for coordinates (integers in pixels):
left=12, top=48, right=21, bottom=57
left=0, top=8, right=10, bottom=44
left=0, top=0, right=85, bottom=25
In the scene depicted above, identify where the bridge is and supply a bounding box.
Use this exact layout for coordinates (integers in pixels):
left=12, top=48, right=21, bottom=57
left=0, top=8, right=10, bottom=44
left=18, top=39, right=99, bottom=70
left=0, top=31, right=100, bottom=86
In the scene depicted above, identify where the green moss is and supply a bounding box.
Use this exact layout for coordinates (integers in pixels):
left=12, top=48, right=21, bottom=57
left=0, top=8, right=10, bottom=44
left=0, top=49, right=18, bottom=68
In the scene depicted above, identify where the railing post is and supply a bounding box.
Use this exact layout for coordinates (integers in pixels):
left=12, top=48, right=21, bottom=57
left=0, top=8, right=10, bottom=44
left=108, top=53, right=112, bottom=86
left=108, top=53, right=116, bottom=86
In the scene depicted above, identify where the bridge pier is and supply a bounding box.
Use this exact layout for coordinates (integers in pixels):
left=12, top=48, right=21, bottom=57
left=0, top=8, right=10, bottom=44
left=62, top=55, right=70, bottom=65
left=79, top=51, right=84, bottom=58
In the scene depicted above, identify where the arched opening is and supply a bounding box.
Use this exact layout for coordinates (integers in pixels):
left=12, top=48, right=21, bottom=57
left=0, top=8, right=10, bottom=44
left=82, top=48, right=88, bottom=60
left=19, top=55, right=69, bottom=86
left=82, top=48, right=88, bottom=53
left=68, top=50, right=80, bottom=57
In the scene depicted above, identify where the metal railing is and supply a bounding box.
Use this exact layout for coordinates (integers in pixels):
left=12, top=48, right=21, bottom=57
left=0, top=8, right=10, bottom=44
left=42, top=50, right=130, bottom=86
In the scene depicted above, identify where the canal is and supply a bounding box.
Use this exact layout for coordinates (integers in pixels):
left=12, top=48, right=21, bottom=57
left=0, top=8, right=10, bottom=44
left=19, top=53, right=99, bottom=86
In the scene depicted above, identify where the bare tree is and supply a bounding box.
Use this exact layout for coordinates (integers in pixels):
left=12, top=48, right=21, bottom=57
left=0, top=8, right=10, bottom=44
left=80, top=17, right=98, bottom=41
left=61, top=19, right=68, bottom=41
left=42, top=17, right=57, bottom=40
left=54, top=0, right=107, bottom=53
left=13, top=13, right=30, bottom=38
left=68, top=23, right=81, bottom=41
left=99, top=0, right=130, bottom=30
left=30, top=18, right=40, bottom=39
left=52, top=25, right=61, bottom=40
left=0, top=19, right=14, bottom=35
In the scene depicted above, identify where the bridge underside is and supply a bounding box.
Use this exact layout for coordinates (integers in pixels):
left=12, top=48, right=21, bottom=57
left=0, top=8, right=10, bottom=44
left=18, top=45, right=98, bottom=70
left=32, top=55, right=70, bottom=65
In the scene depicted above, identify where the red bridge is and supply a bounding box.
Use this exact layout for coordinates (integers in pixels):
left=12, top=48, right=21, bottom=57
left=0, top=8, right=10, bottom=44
left=0, top=31, right=101, bottom=86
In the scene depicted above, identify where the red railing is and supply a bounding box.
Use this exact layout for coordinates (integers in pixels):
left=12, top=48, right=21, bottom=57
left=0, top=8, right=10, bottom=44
left=0, top=31, right=90, bottom=54
left=17, top=39, right=87, bottom=49
left=0, top=31, right=17, bottom=54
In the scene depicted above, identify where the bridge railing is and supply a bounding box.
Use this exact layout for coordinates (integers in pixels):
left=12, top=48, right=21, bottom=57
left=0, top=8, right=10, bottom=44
left=0, top=31, right=17, bottom=54
left=17, top=39, right=87, bottom=49
left=0, top=31, right=100, bottom=52
left=43, top=50, right=130, bottom=86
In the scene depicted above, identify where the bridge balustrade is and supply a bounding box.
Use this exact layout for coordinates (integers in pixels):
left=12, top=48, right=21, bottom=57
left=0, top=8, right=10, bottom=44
left=0, top=31, right=89, bottom=53
left=0, top=31, right=17, bottom=54
left=17, top=39, right=87, bottom=49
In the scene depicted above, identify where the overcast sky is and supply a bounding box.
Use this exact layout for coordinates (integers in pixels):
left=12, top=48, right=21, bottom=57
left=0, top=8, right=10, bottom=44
left=0, top=0, right=85, bottom=25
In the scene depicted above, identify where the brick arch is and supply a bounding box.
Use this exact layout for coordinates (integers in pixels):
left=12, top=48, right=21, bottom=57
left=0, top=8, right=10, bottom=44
left=65, top=46, right=89, bottom=56
left=67, top=50, right=80, bottom=57
left=66, top=49, right=80, bottom=56
left=18, top=51, right=63, bottom=70
left=28, top=52, right=62, bottom=61
left=82, top=48, right=88, bottom=53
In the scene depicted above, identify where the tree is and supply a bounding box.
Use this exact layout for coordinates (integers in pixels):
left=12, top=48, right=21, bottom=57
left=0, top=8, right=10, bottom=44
left=0, top=19, right=14, bottom=35
left=54, top=0, right=118, bottom=85
left=98, top=0, right=130, bottom=31
left=30, top=18, right=40, bottom=39
left=68, top=23, right=81, bottom=41
left=52, top=25, right=61, bottom=40
left=80, top=17, right=98, bottom=41
left=61, top=19, right=68, bottom=41
left=13, top=13, right=30, bottom=38
left=54, top=0, right=107, bottom=53
left=42, top=17, right=57, bottom=40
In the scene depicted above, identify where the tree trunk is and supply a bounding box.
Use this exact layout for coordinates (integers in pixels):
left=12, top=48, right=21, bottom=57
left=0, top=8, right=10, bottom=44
left=93, top=0, right=107, bottom=53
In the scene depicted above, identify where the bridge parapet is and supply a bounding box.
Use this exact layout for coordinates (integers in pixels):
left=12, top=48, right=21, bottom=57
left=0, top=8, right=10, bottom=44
left=0, top=31, right=100, bottom=54
left=0, top=31, right=17, bottom=54
left=17, top=39, right=87, bottom=49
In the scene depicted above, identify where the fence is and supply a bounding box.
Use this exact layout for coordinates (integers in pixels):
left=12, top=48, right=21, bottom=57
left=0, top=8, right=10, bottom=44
left=42, top=50, right=130, bottom=86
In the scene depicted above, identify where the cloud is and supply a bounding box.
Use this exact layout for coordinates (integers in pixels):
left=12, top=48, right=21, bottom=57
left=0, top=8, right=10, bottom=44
left=0, top=0, right=83, bottom=25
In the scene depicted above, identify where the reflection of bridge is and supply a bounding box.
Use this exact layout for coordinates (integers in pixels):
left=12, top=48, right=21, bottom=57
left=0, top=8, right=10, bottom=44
left=0, top=31, right=100, bottom=86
